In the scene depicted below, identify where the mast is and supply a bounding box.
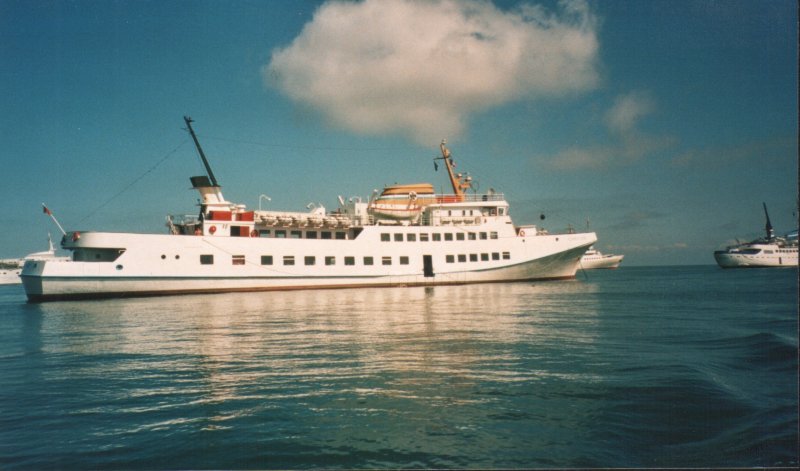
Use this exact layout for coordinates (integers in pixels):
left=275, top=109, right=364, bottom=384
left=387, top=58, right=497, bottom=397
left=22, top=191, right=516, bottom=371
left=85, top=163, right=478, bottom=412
left=184, top=116, right=219, bottom=187
left=763, top=202, right=774, bottom=239
left=434, top=140, right=472, bottom=200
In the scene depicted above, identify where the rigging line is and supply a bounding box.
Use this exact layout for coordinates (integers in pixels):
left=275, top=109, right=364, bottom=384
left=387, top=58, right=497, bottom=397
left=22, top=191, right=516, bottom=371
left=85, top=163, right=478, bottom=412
left=79, top=139, right=189, bottom=223
left=201, top=134, right=419, bottom=153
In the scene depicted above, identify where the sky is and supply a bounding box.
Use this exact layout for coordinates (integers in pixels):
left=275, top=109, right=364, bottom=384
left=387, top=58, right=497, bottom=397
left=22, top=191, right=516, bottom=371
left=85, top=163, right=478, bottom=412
left=0, top=0, right=796, bottom=266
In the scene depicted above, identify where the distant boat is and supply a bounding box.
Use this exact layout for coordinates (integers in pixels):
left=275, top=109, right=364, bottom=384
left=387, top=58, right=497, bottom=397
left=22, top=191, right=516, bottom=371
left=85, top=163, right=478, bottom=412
left=580, top=246, right=624, bottom=269
left=714, top=203, right=798, bottom=268
left=0, top=234, right=69, bottom=285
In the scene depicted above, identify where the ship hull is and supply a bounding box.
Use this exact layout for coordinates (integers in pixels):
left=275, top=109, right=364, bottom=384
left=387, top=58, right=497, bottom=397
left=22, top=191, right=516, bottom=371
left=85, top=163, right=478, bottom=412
left=22, top=229, right=596, bottom=301
left=580, top=254, right=623, bottom=270
left=714, top=251, right=798, bottom=268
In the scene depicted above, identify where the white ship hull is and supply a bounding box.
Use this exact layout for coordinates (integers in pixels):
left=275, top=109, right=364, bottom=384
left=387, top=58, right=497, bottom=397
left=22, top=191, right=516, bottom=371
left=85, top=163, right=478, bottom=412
left=580, top=252, right=623, bottom=269
left=22, top=229, right=596, bottom=301
left=0, top=269, right=21, bottom=285
left=714, top=248, right=798, bottom=268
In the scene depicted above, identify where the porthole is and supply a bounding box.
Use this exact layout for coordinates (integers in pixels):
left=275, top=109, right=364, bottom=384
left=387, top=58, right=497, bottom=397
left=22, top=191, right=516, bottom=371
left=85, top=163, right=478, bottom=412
left=116, top=265, right=123, bottom=270
left=161, top=254, right=166, bottom=259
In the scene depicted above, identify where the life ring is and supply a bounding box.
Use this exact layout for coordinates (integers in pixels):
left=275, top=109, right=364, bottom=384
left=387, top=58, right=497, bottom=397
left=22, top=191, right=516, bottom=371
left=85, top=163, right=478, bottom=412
left=209, top=225, right=217, bottom=234
left=250, top=229, right=258, bottom=237
left=520, top=230, right=525, bottom=237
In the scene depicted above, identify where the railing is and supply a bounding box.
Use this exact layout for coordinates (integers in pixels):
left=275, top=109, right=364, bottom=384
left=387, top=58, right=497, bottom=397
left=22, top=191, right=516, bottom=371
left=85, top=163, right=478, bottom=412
left=434, top=193, right=505, bottom=203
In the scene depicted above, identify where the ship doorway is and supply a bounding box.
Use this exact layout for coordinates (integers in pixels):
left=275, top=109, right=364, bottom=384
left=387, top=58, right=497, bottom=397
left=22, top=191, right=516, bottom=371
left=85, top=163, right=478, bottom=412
left=423, top=255, right=434, bottom=277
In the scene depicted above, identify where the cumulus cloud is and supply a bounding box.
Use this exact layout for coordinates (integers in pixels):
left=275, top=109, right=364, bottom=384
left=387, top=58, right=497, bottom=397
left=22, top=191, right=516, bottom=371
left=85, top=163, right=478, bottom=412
left=265, top=0, right=600, bottom=144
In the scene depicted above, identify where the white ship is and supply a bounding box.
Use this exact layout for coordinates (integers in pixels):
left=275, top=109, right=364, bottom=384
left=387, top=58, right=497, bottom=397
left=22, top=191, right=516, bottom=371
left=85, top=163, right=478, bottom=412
left=714, top=203, right=798, bottom=268
left=579, top=246, right=624, bottom=269
left=21, top=117, right=597, bottom=302
left=1, top=234, right=68, bottom=285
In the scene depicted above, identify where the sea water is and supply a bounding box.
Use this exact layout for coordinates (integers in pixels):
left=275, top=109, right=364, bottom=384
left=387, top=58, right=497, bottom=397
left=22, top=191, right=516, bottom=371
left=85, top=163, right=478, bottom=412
left=0, top=266, right=797, bottom=469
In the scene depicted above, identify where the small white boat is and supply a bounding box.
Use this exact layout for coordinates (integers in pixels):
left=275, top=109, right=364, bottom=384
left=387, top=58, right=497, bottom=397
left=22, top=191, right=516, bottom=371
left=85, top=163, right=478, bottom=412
left=714, top=203, right=798, bottom=268
left=0, top=234, right=69, bottom=285
left=580, top=246, right=623, bottom=269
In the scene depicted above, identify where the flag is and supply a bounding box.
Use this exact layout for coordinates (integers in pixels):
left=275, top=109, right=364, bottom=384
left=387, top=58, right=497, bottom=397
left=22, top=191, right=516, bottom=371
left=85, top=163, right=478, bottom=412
left=43, top=205, right=52, bottom=216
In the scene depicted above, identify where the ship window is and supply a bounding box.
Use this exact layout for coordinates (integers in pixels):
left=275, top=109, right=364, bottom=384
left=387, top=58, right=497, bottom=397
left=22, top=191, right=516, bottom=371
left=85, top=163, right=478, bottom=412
left=290, top=231, right=302, bottom=239
left=499, top=208, right=505, bottom=215
left=481, top=253, right=489, bottom=261
left=458, top=254, right=467, bottom=263
left=399, top=256, right=409, bottom=265
left=490, top=232, right=498, bottom=239
left=765, top=250, right=774, bottom=254
left=364, top=256, right=374, bottom=265
left=456, top=233, right=465, bottom=241
left=283, top=256, right=295, bottom=265
left=345, top=256, right=355, bottom=266
left=261, top=255, right=273, bottom=265
left=325, top=256, right=335, bottom=266
left=336, top=232, right=346, bottom=240
left=394, top=233, right=403, bottom=242
left=445, top=233, right=453, bottom=241
left=446, top=255, right=455, bottom=263
left=448, top=210, right=452, bottom=216
left=381, top=233, right=390, bottom=242
left=468, top=233, right=476, bottom=240
left=492, top=252, right=500, bottom=260
left=420, top=233, right=429, bottom=242
left=232, top=255, right=245, bottom=265
left=306, top=231, right=318, bottom=239
left=321, top=231, right=332, bottom=239
left=382, top=256, right=392, bottom=265
left=502, top=252, right=510, bottom=260
left=259, top=230, right=271, bottom=237
left=480, top=232, right=488, bottom=240
left=407, top=234, right=416, bottom=242
left=200, top=254, right=214, bottom=265
left=305, top=256, right=315, bottom=266
left=470, top=254, right=478, bottom=262
left=432, top=233, right=442, bottom=242
left=275, top=230, right=286, bottom=238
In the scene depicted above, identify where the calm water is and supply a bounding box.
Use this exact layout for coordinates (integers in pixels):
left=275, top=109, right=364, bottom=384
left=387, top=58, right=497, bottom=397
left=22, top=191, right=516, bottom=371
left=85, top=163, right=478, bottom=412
left=0, top=266, right=797, bottom=469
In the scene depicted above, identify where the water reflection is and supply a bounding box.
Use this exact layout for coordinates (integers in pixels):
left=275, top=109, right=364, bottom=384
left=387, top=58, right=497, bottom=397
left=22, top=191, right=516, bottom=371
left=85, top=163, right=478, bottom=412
left=17, top=282, right=607, bottom=467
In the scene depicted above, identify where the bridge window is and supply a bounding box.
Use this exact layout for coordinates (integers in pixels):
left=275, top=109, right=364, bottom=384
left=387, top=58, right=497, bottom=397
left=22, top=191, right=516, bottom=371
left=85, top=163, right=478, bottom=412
left=200, top=254, right=214, bottom=265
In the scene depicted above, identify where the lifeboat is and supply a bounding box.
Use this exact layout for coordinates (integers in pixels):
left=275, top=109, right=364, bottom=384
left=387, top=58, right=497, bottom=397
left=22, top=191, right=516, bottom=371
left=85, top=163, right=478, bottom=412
left=368, top=183, right=436, bottom=221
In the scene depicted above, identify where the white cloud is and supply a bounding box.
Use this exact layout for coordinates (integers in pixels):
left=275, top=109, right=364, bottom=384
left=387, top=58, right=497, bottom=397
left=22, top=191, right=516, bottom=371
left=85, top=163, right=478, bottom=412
left=265, top=0, right=600, bottom=144
left=546, top=90, right=675, bottom=170
left=605, top=91, right=655, bottom=134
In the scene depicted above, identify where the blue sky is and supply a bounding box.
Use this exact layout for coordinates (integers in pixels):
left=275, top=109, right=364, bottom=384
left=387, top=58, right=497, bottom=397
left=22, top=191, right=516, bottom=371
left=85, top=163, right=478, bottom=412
left=0, top=0, right=796, bottom=266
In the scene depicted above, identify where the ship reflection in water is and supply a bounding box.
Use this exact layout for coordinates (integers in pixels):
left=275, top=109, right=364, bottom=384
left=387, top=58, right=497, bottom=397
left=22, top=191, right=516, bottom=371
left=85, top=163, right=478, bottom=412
left=27, top=282, right=601, bottom=403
